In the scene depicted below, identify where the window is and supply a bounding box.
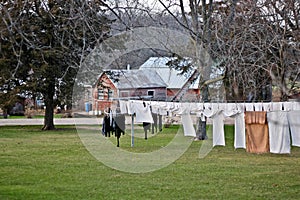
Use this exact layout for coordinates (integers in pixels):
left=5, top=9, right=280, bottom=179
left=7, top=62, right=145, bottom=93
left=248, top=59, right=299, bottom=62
left=108, top=89, right=114, bottom=100
left=147, top=90, right=155, bottom=97
left=121, top=91, right=129, bottom=97
left=98, top=89, right=104, bottom=100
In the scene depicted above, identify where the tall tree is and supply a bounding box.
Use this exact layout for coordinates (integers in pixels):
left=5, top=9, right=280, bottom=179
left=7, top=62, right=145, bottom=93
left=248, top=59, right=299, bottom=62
left=0, top=0, right=112, bottom=129
left=208, top=0, right=299, bottom=101
left=153, top=0, right=299, bottom=138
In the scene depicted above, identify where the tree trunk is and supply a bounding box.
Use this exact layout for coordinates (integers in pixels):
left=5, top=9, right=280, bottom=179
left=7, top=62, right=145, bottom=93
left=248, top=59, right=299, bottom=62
left=196, top=84, right=209, bottom=140
left=3, top=108, right=8, bottom=119
left=42, top=79, right=55, bottom=130
left=42, top=99, right=55, bottom=130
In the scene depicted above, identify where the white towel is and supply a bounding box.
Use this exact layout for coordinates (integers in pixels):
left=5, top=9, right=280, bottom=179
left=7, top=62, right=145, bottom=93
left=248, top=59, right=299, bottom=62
left=254, top=103, right=263, bottom=111
left=159, top=108, right=168, bottom=116
left=245, top=103, right=254, bottom=111
left=237, top=103, right=245, bottom=112
left=181, top=113, right=196, bottom=137
left=293, top=102, right=300, bottom=111
left=223, top=103, right=239, bottom=117
left=234, top=113, right=246, bottom=149
left=272, top=102, right=282, bottom=111
left=127, top=101, right=134, bottom=115
left=267, top=111, right=290, bottom=154
left=119, top=100, right=128, bottom=114
left=203, top=103, right=214, bottom=118
left=287, top=111, right=300, bottom=147
left=212, top=111, right=225, bottom=147
left=283, top=102, right=293, bottom=111
left=263, top=102, right=272, bottom=112
left=131, top=101, right=154, bottom=123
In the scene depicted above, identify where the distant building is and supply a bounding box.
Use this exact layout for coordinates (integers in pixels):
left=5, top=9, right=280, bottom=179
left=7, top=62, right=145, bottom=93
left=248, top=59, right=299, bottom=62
left=92, top=57, right=201, bottom=112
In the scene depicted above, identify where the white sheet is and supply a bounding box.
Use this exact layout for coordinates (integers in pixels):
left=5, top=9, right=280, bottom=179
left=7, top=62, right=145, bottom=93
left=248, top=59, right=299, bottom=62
left=212, top=111, right=225, bottom=146
left=245, top=103, right=254, bottom=111
left=254, top=103, right=263, bottom=111
left=234, top=113, right=246, bottom=149
left=287, top=111, right=300, bottom=147
left=267, top=111, right=290, bottom=154
left=119, top=100, right=128, bottom=114
left=131, top=101, right=154, bottom=123
left=272, top=102, right=283, bottom=111
left=181, top=113, right=196, bottom=137
left=283, top=102, right=293, bottom=111
left=263, top=102, right=272, bottom=112
left=293, top=102, right=300, bottom=111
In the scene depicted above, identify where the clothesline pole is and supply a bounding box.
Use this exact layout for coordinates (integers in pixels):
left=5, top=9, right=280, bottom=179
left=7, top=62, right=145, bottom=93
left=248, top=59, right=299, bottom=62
left=131, top=114, right=134, bottom=147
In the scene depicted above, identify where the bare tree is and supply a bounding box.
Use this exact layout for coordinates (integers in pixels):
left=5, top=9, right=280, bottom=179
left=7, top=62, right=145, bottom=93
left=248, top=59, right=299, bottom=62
left=209, top=0, right=299, bottom=101
left=108, top=0, right=299, bottom=138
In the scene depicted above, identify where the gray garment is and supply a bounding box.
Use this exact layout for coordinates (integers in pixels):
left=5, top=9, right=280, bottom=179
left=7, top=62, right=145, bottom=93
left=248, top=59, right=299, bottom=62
left=267, top=111, right=290, bottom=154
left=287, top=111, right=300, bottom=147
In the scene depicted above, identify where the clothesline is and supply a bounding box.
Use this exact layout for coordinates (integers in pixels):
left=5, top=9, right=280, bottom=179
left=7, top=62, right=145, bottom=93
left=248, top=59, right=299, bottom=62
left=118, top=100, right=300, bottom=115
left=115, top=100, right=300, bottom=152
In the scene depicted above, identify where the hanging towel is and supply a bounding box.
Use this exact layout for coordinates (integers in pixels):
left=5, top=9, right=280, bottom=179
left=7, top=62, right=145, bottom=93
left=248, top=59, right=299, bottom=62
left=150, top=102, right=160, bottom=114
left=223, top=104, right=245, bottom=149
left=132, top=101, right=154, bottom=123
left=267, top=111, right=290, bottom=154
left=245, top=103, right=254, bottom=111
left=119, top=100, right=128, bottom=114
left=223, top=103, right=239, bottom=116
left=177, top=103, right=196, bottom=137
left=237, top=103, right=245, bottom=113
left=283, top=102, right=293, bottom=111
left=181, top=114, right=196, bottom=137
left=202, top=103, right=225, bottom=146
left=127, top=101, right=134, bottom=115
left=272, top=102, right=282, bottom=111
left=263, top=102, right=272, bottom=112
left=287, top=111, right=300, bottom=147
left=234, top=112, right=246, bottom=149
left=245, top=111, right=269, bottom=153
left=293, top=102, right=300, bottom=111
left=212, top=111, right=225, bottom=147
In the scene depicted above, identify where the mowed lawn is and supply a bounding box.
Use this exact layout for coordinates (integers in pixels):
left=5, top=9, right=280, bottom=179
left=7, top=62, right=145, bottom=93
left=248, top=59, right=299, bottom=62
left=0, top=124, right=300, bottom=200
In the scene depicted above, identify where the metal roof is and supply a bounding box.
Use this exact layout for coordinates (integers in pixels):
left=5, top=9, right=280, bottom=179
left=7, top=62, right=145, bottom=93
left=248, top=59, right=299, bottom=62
left=139, top=57, right=200, bottom=89
left=108, top=69, right=167, bottom=89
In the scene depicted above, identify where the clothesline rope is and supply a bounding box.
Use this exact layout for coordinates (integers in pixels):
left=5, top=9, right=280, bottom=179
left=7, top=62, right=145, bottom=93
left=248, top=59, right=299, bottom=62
left=118, top=100, right=300, bottom=115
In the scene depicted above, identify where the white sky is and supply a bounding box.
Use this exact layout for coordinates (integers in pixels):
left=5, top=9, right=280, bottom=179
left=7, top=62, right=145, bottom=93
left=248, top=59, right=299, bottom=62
left=107, top=0, right=191, bottom=12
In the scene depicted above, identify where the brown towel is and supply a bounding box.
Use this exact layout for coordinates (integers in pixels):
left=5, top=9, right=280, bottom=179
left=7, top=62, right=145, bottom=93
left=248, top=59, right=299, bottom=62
left=245, top=111, right=267, bottom=124
left=245, top=111, right=269, bottom=153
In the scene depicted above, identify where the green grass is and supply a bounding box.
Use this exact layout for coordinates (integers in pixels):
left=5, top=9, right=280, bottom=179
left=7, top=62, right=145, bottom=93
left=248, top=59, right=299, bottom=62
left=0, top=125, right=300, bottom=200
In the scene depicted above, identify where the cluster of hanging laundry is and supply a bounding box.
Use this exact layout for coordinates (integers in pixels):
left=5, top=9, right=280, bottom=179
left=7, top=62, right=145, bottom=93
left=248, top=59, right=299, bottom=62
left=111, top=100, right=300, bottom=154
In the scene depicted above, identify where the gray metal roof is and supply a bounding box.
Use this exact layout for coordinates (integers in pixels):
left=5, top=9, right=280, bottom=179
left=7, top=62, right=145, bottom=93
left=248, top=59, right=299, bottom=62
left=108, top=69, right=167, bottom=89
left=139, top=57, right=200, bottom=89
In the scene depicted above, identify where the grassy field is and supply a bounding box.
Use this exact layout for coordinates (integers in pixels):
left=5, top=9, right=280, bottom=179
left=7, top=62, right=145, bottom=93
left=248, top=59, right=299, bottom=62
left=0, top=125, right=300, bottom=199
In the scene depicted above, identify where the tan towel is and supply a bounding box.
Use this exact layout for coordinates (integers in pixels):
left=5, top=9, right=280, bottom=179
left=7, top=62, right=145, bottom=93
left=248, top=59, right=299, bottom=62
left=245, top=111, right=269, bottom=153
left=245, top=111, right=267, bottom=124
